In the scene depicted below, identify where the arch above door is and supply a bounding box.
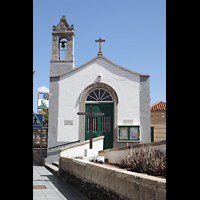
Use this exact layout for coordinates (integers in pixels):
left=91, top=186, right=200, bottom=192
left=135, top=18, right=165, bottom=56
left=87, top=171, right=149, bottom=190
left=80, top=82, right=119, bottom=104
left=86, top=88, right=113, bottom=102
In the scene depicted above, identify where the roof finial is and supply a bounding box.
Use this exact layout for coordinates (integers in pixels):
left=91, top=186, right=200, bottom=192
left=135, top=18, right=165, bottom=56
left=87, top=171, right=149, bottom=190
left=95, top=38, right=105, bottom=56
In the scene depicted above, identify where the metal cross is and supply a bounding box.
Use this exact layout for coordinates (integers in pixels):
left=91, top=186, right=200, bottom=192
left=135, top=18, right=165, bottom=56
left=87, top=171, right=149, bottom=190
left=77, top=105, right=104, bottom=149
left=95, top=38, right=105, bottom=56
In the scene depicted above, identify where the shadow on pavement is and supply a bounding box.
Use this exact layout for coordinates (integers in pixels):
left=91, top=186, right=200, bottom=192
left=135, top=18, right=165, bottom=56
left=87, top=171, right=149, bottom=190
left=33, top=159, right=88, bottom=200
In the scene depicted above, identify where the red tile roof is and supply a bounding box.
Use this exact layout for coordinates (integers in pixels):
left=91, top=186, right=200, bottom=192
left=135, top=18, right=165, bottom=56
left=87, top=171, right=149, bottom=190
left=150, top=101, right=166, bottom=111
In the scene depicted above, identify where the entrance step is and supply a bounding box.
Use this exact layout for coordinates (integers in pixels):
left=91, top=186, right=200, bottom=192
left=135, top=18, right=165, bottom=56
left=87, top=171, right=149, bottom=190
left=52, top=161, right=59, bottom=167
left=45, top=163, right=58, bottom=176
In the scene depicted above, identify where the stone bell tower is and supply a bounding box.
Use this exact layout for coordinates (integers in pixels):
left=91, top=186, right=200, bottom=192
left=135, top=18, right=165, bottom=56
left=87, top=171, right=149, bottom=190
left=50, top=15, right=75, bottom=76
left=47, top=16, right=75, bottom=163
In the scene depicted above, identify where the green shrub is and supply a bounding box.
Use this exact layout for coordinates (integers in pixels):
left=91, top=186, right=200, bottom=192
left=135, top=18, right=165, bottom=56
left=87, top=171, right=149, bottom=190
left=122, top=147, right=166, bottom=177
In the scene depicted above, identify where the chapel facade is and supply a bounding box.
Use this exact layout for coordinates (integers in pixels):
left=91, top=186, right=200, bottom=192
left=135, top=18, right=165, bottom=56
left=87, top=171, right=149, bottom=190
left=46, top=16, right=151, bottom=163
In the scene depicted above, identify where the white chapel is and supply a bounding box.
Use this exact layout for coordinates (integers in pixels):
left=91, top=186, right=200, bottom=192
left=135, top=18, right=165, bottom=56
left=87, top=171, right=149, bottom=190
left=46, top=15, right=150, bottom=163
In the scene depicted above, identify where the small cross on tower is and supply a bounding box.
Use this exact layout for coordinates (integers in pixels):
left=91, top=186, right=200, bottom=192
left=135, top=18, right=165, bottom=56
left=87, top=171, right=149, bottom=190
left=95, top=38, right=105, bottom=56
left=77, top=105, right=104, bottom=149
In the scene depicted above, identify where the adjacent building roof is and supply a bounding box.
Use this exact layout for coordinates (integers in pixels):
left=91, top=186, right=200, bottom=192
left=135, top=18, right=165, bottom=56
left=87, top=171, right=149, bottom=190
left=37, top=86, right=49, bottom=93
left=150, top=101, right=166, bottom=111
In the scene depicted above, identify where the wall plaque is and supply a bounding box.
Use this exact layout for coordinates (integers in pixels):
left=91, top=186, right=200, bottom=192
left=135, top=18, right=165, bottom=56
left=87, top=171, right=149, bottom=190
left=64, top=120, right=73, bottom=125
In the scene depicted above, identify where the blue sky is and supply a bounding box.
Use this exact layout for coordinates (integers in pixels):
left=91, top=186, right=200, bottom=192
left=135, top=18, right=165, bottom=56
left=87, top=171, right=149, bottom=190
left=33, top=0, right=166, bottom=112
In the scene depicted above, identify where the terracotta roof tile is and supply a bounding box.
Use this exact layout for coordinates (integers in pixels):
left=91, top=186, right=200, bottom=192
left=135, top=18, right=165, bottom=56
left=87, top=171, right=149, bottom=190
left=150, top=101, right=166, bottom=111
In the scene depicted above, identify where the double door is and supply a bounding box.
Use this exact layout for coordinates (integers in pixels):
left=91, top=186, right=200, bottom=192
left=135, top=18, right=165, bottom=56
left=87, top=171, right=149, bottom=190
left=85, top=103, right=113, bottom=149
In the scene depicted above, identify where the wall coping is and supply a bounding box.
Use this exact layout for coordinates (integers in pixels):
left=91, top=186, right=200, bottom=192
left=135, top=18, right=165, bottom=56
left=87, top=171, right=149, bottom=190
left=60, top=136, right=105, bottom=152
left=99, top=140, right=166, bottom=153
left=78, top=157, right=166, bottom=182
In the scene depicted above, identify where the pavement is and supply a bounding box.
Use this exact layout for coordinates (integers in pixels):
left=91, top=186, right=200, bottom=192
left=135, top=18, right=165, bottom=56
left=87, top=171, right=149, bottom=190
left=33, top=159, right=89, bottom=200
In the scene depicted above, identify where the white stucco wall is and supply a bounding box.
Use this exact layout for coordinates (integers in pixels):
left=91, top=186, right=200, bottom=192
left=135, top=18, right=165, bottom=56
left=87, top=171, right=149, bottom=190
left=60, top=136, right=104, bottom=158
left=57, top=57, right=140, bottom=142
left=99, top=141, right=166, bottom=164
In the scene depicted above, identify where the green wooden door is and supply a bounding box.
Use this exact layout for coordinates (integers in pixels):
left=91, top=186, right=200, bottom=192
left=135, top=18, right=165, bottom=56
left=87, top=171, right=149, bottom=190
left=85, top=103, right=113, bottom=149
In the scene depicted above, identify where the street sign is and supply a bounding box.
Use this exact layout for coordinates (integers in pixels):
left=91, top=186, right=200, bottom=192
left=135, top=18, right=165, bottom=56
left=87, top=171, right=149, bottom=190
left=33, top=114, right=43, bottom=128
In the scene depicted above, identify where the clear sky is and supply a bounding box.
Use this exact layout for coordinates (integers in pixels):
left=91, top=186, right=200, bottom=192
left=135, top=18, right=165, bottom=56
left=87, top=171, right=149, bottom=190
left=33, top=0, right=166, bottom=112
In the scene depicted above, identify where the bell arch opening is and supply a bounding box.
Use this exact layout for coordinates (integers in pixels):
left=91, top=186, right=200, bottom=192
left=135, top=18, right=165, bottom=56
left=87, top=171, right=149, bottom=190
left=59, top=38, right=67, bottom=60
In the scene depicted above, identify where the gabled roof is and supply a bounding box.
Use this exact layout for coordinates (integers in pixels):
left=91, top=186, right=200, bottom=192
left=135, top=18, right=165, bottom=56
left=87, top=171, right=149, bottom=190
left=61, top=55, right=149, bottom=77
left=150, top=101, right=166, bottom=111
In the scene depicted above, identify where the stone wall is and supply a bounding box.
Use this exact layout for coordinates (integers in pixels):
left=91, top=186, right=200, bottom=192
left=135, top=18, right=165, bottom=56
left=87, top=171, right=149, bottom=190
left=33, top=151, right=45, bottom=165
left=59, top=156, right=166, bottom=200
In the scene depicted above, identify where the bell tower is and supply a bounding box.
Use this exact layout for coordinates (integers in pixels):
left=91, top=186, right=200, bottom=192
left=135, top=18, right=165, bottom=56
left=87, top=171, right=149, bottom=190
left=50, top=15, right=75, bottom=76
left=48, top=16, right=75, bottom=163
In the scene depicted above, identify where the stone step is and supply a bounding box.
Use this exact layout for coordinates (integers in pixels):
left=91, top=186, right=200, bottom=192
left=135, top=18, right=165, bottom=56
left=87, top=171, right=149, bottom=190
left=45, top=163, right=58, bottom=176
left=52, top=161, right=59, bottom=167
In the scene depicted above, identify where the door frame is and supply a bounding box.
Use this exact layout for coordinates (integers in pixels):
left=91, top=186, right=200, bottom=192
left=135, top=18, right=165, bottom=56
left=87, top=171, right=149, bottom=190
left=79, top=82, right=119, bottom=148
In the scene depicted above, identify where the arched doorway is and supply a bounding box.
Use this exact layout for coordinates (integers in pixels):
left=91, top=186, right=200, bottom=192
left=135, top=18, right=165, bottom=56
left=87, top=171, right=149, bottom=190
left=79, top=82, right=119, bottom=149
left=85, top=88, right=113, bottom=149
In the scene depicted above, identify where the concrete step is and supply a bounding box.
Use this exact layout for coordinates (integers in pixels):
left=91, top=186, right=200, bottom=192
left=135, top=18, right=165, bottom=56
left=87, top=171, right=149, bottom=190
left=52, top=161, right=59, bottom=167
left=45, top=163, right=58, bottom=176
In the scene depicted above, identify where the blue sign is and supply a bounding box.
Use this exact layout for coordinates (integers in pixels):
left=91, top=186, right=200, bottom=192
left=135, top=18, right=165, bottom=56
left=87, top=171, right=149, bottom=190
left=33, top=114, right=43, bottom=128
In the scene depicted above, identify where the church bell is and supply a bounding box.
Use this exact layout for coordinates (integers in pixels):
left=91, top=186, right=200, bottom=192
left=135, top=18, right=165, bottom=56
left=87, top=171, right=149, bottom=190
left=60, top=40, right=66, bottom=49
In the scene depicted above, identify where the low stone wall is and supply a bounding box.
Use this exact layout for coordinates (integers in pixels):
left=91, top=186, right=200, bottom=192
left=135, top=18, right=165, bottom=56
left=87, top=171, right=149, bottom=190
left=59, top=156, right=166, bottom=200
left=33, top=151, right=45, bottom=165
left=99, top=140, right=166, bottom=164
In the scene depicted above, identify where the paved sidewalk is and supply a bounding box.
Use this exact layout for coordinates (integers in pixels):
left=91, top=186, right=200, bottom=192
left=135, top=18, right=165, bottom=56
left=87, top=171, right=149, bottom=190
left=33, top=160, right=89, bottom=200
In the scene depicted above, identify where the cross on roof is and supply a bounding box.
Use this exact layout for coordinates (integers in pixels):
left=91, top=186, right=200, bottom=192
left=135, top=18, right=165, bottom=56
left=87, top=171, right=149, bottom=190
left=77, top=105, right=104, bottom=149
left=95, top=38, right=105, bottom=56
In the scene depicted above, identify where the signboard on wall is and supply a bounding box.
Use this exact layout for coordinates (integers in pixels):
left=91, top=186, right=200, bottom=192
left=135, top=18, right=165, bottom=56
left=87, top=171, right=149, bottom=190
left=38, top=99, right=49, bottom=109
left=118, top=126, right=140, bottom=141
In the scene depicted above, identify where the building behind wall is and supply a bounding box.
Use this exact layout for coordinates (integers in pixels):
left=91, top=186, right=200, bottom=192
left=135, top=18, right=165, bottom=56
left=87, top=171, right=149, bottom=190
left=150, top=101, right=166, bottom=142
